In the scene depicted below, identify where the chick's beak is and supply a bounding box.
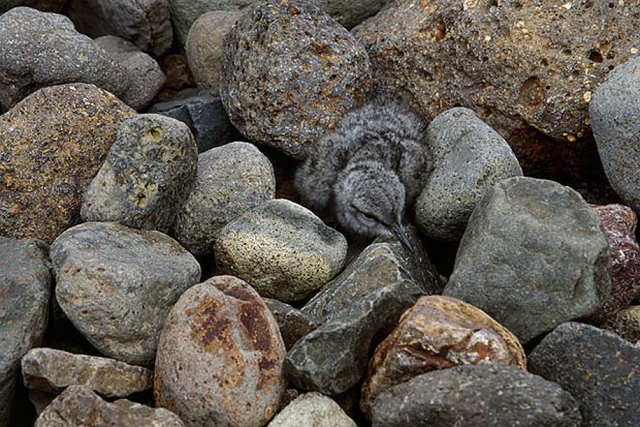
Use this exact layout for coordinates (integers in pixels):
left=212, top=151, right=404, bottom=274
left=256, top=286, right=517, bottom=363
left=392, top=222, right=414, bottom=253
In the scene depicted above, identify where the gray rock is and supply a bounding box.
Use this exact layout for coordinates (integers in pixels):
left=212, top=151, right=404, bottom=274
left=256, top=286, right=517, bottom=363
left=590, top=55, right=640, bottom=213
left=264, top=298, right=320, bottom=351
left=65, top=0, right=173, bottom=56
left=171, top=142, right=275, bottom=255
left=268, top=392, right=357, bottom=427
left=0, top=237, right=50, bottom=426
left=215, top=199, right=347, bottom=302
left=0, top=83, right=136, bottom=244
left=35, top=385, right=185, bottom=427
left=370, top=364, right=582, bottom=427
left=0, top=0, right=66, bottom=13
left=220, top=0, right=371, bottom=159
left=528, top=322, right=640, bottom=427
left=415, top=107, right=522, bottom=241
left=443, top=177, right=611, bottom=343
left=50, top=222, right=201, bottom=366
left=155, top=275, right=286, bottom=427
left=94, top=36, right=166, bottom=110
left=313, top=0, right=390, bottom=30
left=81, top=114, right=198, bottom=234
left=147, top=87, right=244, bottom=153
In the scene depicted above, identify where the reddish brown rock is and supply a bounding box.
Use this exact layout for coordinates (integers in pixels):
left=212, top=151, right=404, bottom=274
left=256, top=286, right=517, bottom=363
left=360, top=295, right=526, bottom=418
left=154, top=275, right=286, bottom=427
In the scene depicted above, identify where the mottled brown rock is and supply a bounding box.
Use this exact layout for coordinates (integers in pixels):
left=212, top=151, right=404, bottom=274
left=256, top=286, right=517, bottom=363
left=154, top=275, right=286, bottom=427
left=0, top=83, right=136, bottom=243
left=602, top=305, right=640, bottom=344
left=361, top=295, right=526, bottom=418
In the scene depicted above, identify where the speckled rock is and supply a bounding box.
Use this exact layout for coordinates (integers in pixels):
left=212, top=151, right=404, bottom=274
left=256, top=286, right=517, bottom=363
left=443, top=177, right=611, bottom=343
left=215, top=199, right=347, bottom=302
left=268, top=392, right=357, bottom=427
left=528, top=322, right=640, bottom=427
left=154, top=275, right=286, bottom=427
left=50, top=222, right=201, bottom=366
left=0, top=83, right=135, bottom=243
left=35, top=385, right=185, bottom=427
left=0, top=0, right=66, bottom=13
left=220, top=0, right=371, bottom=159
left=592, top=204, right=640, bottom=321
left=81, top=114, right=197, bottom=234
left=602, top=305, right=640, bottom=344
left=264, top=298, right=320, bottom=351
left=415, top=107, right=522, bottom=241
left=65, top=0, right=173, bottom=56
left=0, top=237, right=50, bottom=426
left=361, top=295, right=526, bottom=418
left=186, top=10, right=243, bottom=89
left=172, top=142, right=275, bottom=255
left=371, top=364, right=582, bottom=427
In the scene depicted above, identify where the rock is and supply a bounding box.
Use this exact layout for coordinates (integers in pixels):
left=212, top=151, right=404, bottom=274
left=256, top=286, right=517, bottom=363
left=65, top=0, right=173, bottom=56
left=21, top=348, right=153, bottom=398
left=360, top=295, right=526, bottom=418
left=0, top=7, right=127, bottom=112
left=186, top=10, right=243, bottom=89
left=264, top=298, right=320, bottom=351
left=370, top=364, right=582, bottom=427
left=528, top=322, right=640, bottom=427
left=443, top=177, right=611, bottom=343
left=220, top=0, right=371, bottom=159
left=35, top=385, right=185, bottom=427
left=81, top=114, right=198, bottom=234
left=592, top=204, right=640, bottom=321
left=50, top=222, right=201, bottom=366
left=314, top=0, right=391, bottom=30
left=147, top=88, right=244, bottom=153
left=94, top=36, right=166, bottom=110
left=0, top=83, right=136, bottom=243
left=0, top=0, right=66, bottom=13
left=172, top=142, right=275, bottom=255
left=215, top=199, right=347, bottom=302
left=158, top=54, right=196, bottom=92
left=268, top=391, right=357, bottom=427
left=154, top=275, right=286, bottom=427
left=0, top=237, right=50, bottom=426
left=602, top=305, right=640, bottom=344
left=415, top=107, right=523, bottom=241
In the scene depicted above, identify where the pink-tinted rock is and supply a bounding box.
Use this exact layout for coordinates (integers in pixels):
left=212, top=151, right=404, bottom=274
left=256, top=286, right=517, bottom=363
left=154, top=275, right=286, bottom=427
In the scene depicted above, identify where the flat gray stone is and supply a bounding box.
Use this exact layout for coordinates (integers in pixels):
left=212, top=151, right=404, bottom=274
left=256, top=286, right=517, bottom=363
left=443, top=177, right=611, bottom=343
left=268, top=392, right=357, bottom=427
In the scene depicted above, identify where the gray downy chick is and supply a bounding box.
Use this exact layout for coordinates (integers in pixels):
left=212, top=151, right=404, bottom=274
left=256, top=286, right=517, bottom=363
left=295, top=99, right=431, bottom=251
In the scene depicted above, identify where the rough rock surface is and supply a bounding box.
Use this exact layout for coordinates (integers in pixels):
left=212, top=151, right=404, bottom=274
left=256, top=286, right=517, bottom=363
left=360, top=295, right=526, bottom=418
left=35, top=385, right=185, bottom=427
left=215, top=199, right=347, bottom=302
left=444, top=177, right=611, bottom=343
left=154, top=275, right=286, bottom=427
left=264, top=298, right=320, bottom=351
left=0, top=83, right=136, bottom=243
left=0, top=237, right=50, bottom=426
left=269, top=392, right=357, bottom=427
left=172, top=142, right=275, bottom=255
left=370, top=364, right=582, bottom=427
left=65, top=0, right=173, bottom=56
left=603, top=305, right=640, bottom=344
left=81, top=114, right=198, bottom=234
left=50, top=222, right=201, bottom=366
left=415, top=107, right=522, bottom=240
left=220, top=0, right=371, bottom=159
left=528, top=322, right=640, bottom=427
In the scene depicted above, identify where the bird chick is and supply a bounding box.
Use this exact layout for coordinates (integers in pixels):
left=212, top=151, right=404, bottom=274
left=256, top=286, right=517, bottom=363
left=295, top=99, right=431, bottom=251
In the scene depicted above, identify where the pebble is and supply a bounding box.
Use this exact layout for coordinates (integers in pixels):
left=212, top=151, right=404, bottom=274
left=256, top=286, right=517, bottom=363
left=81, top=114, right=198, bottom=234
left=370, top=364, right=582, bottom=427
left=50, top=222, right=201, bottom=366
left=0, top=83, right=135, bottom=243
left=415, top=107, right=523, bottom=241
left=221, top=0, right=371, bottom=159
left=360, top=295, right=526, bottom=418
left=268, top=391, right=357, bottom=427
left=528, top=322, right=640, bottom=426
left=172, top=142, right=275, bottom=255
left=443, top=177, right=611, bottom=343
left=602, top=305, right=640, bottom=344
left=215, top=199, right=348, bottom=302
left=154, top=275, right=286, bottom=427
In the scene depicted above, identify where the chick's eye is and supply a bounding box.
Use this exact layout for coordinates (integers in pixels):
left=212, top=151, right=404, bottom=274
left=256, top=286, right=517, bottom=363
left=360, top=212, right=376, bottom=222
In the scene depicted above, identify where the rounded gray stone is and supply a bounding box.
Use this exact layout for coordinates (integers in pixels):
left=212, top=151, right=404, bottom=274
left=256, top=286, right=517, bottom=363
left=269, top=392, right=357, bottom=427
left=171, top=141, right=275, bottom=255
left=215, top=199, right=348, bottom=302
left=50, top=222, right=201, bottom=366
left=415, top=107, right=523, bottom=241
left=443, top=177, right=611, bottom=343
left=82, top=114, right=198, bottom=234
